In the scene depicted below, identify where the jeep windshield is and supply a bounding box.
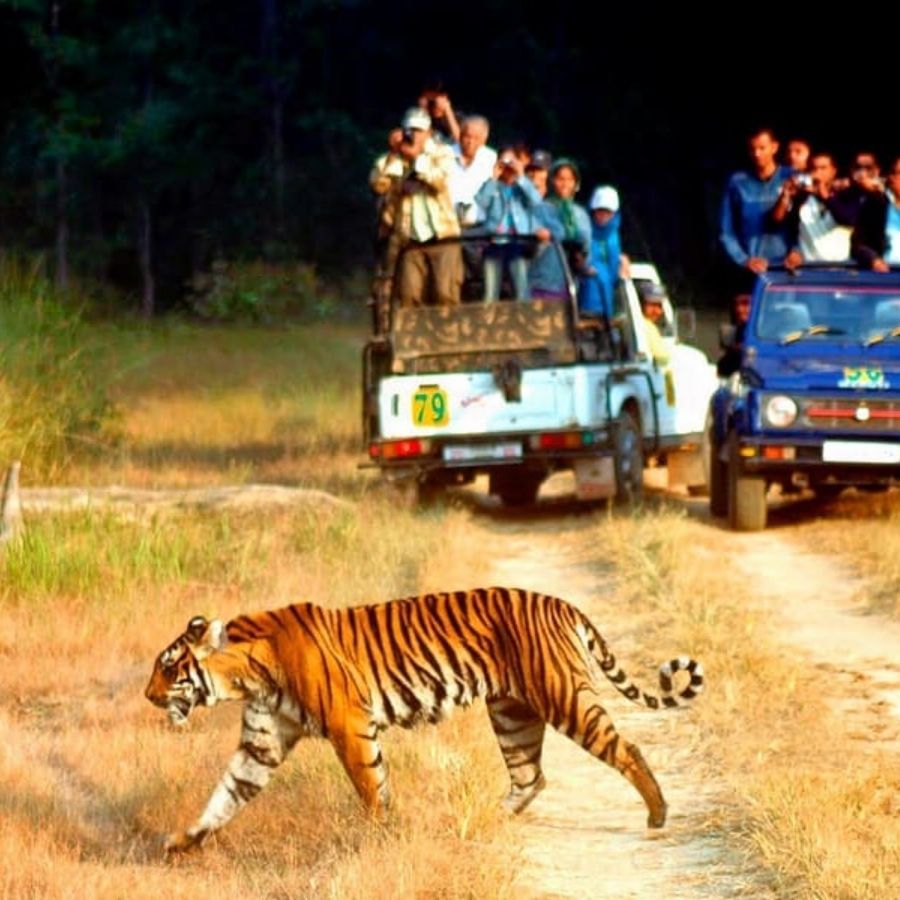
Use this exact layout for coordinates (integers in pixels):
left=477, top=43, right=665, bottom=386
left=754, top=285, right=900, bottom=346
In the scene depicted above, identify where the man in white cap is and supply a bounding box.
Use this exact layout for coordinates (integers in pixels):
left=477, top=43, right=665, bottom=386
left=369, top=107, right=462, bottom=308
left=579, top=184, right=624, bottom=319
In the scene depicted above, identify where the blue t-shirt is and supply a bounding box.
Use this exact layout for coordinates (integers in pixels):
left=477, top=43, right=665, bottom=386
left=720, top=165, right=792, bottom=266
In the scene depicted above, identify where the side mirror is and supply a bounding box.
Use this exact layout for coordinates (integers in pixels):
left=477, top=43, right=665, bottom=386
left=719, top=323, right=737, bottom=349
left=676, top=307, right=697, bottom=341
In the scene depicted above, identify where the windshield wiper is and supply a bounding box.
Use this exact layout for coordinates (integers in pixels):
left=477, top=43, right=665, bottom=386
left=864, top=326, right=900, bottom=347
left=780, top=324, right=847, bottom=345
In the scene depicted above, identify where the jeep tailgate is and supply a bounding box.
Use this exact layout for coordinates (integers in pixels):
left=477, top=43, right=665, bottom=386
left=376, top=368, right=578, bottom=439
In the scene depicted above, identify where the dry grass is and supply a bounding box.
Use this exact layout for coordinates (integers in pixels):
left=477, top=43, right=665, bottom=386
left=0, top=499, right=521, bottom=899
left=1, top=319, right=522, bottom=898
left=62, top=321, right=365, bottom=491
left=4, top=318, right=899, bottom=897
left=791, top=490, right=900, bottom=617
left=591, top=503, right=900, bottom=898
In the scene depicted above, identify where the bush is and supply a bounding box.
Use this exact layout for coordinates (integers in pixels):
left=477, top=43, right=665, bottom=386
left=0, top=255, right=120, bottom=479
left=185, top=258, right=334, bottom=322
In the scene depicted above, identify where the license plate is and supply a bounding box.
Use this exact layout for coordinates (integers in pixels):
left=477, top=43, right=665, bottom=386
left=822, top=440, right=900, bottom=464
left=442, top=442, right=523, bottom=462
left=411, top=385, right=449, bottom=427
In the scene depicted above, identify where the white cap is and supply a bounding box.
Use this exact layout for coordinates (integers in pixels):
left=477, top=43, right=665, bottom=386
left=402, top=107, right=431, bottom=131
left=589, top=185, right=620, bottom=212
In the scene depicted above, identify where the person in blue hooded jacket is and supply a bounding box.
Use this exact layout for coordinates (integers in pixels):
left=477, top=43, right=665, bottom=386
left=579, top=185, right=622, bottom=319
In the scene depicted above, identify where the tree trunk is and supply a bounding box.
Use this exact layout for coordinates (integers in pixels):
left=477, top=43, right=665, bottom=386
left=55, top=154, right=69, bottom=293
left=138, top=198, right=155, bottom=318
left=260, top=0, right=285, bottom=242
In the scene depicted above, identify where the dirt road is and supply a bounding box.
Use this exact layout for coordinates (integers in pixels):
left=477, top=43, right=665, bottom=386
left=463, top=482, right=900, bottom=899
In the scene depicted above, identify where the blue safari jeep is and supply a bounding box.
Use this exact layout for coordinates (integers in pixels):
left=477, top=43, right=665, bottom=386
left=709, top=266, right=900, bottom=530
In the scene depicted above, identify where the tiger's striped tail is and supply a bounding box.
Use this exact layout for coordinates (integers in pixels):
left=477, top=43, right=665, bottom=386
left=578, top=619, right=704, bottom=710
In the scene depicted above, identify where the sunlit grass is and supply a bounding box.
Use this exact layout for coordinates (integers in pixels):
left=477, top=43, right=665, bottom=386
left=792, top=490, right=900, bottom=617
left=3, top=301, right=898, bottom=897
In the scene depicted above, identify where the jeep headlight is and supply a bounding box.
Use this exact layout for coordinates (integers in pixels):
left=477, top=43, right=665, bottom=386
left=763, top=395, right=797, bottom=427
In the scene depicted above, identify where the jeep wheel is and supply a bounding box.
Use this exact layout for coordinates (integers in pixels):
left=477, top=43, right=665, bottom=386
left=614, top=410, right=644, bottom=504
left=813, top=484, right=844, bottom=502
left=709, top=428, right=728, bottom=517
left=726, top=435, right=767, bottom=531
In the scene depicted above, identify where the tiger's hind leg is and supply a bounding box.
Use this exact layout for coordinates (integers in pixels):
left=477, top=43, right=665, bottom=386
left=564, top=688, right=667, bottom=828
left=486, top=697, right=547, bottom=814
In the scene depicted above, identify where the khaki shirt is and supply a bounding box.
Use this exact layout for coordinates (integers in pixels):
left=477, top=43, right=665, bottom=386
left=369, top=139, right=460, bottom=243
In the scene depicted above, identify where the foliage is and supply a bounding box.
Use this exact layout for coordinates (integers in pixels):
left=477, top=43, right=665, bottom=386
left=0, top=255, right=120, bottom=477
left=184, top=258, right=333, bottom=322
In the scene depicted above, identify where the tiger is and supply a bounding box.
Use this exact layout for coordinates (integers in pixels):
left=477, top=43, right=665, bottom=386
left=145, top=586, right=703, bottom=853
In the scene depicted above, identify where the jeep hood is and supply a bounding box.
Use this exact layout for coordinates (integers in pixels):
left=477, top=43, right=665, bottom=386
left=746, top=351, right=900, bottom=391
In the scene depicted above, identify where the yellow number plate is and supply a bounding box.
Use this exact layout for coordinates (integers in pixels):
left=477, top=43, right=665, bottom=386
left=412, top=386, right=449, bottom=427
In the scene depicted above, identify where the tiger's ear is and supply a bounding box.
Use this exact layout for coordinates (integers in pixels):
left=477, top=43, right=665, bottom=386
left=185, top=616, right=209, bottom=643
left=185, top=616, right=227, bottom=659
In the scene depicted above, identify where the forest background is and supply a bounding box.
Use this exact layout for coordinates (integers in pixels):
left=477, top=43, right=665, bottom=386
left=0, top=1, right=894, bottom=316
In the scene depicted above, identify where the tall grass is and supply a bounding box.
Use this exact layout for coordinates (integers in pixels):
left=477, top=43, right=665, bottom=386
left=0, top=255, right=119, bottom=479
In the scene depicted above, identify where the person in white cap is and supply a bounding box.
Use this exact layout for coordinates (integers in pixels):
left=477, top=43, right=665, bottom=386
left=369, top=107, right=462, bottom=310
left=579, top=184, right=624, bottom=319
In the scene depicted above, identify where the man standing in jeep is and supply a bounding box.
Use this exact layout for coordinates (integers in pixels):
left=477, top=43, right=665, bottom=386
left=369, top=107, right=462, bottom=308
left=719, top=127, right=792, bottom=287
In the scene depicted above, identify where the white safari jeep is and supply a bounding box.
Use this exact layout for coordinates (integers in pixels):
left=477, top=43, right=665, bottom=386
left=363, top=235, right=717, bottom=505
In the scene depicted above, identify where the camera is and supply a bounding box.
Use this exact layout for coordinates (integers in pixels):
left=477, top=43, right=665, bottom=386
left=500, top=154, right=517, bottom=168
left=401, top=127, right=415, bottom=144
left=794, top=173, right=813, bottom=190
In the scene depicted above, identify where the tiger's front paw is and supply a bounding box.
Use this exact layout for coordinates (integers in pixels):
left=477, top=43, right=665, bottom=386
left=164, top=827, right=208, bottom=854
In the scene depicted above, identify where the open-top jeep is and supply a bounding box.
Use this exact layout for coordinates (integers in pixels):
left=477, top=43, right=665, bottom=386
left=363, top=234, right=717, bottom=506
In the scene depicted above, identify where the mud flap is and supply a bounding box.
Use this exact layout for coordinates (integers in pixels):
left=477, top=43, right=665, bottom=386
left=574, top=457, right=616, bottom=500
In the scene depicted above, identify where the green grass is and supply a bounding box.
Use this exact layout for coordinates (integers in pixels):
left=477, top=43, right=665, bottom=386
left=0, top=257, right=120, bottom=478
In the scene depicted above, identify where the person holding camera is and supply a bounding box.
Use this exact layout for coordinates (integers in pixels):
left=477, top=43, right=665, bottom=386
left=449, top=115, right=497, bottom=227
left=474, top=146, right=544, bottom=300
left=369, top=107, right=461, bottom=308
left=783, top=151, right=857, bottom=266
left=853, top=154, right=900, bottom=271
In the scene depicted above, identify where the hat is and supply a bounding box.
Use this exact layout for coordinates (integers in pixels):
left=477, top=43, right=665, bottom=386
left=527, top=149, right=552, bottom=171
left=402, top=107, right=431, bottom=131
left=638, top=282, right=667, bottom=305
left=589, top=185, right=620, bottom=212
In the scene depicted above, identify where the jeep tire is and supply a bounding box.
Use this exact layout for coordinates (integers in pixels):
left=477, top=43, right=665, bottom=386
left=614, top=410, right=644, bottom=504
left=726, top=433, right=767, bottom=531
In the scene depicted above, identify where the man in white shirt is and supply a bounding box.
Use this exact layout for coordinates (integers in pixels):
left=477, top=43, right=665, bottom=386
left=785, top=152, right=856, bottom=266
left=449, top=115, right=497, bottom=227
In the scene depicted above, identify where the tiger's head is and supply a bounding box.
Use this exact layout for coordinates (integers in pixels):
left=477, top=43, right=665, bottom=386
left=145, top=615, right=227, bottom=726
